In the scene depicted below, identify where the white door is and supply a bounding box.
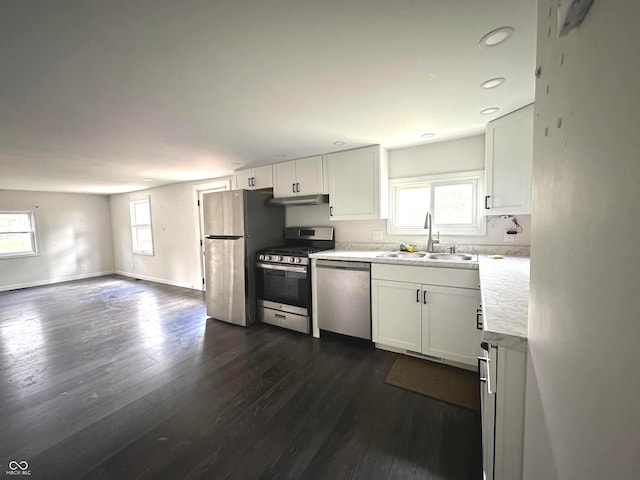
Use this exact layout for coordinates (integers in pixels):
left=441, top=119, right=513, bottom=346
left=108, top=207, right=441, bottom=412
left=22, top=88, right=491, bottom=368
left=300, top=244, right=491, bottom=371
left=294, top=155, right=324, bottom=195
left=422, top=285, right=481, bottom=365
left=272, top=161, right=297, bottom=198
left=372, top=279, right=422, bottom=351
left=251, top=164, right=274, bottom=189
left=485, top=104, right=534, bottom=215
left=234, top=169, right=253, bottom=190
left=328, top=146, right=379, bottom=220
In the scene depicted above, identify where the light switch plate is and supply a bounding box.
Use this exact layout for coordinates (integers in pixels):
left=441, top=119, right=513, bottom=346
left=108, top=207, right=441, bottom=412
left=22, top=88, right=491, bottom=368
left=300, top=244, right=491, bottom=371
left=372, top=230, right=383, bottom=241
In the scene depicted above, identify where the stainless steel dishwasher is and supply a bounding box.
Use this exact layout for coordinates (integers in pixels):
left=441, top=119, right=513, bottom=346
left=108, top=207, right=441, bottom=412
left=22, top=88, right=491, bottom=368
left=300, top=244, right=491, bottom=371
left=315, top=260, right=371, bottom=340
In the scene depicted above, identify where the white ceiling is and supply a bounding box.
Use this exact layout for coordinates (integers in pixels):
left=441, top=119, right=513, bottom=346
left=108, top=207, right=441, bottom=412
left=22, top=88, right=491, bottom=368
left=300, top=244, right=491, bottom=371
left=0, top=0, right=537, bottom=195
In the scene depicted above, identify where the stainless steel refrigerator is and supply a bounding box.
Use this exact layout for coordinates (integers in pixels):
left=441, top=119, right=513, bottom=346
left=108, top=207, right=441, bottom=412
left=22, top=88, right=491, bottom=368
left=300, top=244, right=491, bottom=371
left=203, top=189, right=284, bottom=327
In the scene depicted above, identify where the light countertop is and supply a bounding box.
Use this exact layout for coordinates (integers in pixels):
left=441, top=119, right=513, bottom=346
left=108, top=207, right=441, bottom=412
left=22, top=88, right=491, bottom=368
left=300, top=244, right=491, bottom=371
left=309, top=250, right=479, bottom=270
left=478, top=255, right=530, bottom=351
left=309, top=249, right=530, bottom=350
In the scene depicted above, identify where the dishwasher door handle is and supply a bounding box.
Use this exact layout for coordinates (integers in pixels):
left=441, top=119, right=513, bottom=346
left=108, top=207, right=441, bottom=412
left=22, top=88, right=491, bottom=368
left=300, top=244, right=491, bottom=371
left=315, top=260, right=370, bottom=271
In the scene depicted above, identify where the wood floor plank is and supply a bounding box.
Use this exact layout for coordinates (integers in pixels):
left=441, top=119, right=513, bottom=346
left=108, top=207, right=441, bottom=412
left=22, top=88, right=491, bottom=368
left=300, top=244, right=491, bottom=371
left=0, top=275, right=481, bottom=480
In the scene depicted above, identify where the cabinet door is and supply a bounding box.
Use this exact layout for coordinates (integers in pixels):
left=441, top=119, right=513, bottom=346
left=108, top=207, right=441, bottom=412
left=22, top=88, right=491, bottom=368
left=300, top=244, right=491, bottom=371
left=494, top=346, right=526, bottom=480
left=485, top=104, right=534, bottom=215
left=294, top=155, right=324, bottom=195
left=272, top=161, right=297, bottom=198
left=233, top=169, right=253, bottom=190
left=481, top=345, right=497, bottom=480
left=421, top=285, right=481, bottom=365
left=251, top=164, right=273, bottom=189
left=328, top=146, right=383, bottom=220
left=372, top=279, right=422, bottom=351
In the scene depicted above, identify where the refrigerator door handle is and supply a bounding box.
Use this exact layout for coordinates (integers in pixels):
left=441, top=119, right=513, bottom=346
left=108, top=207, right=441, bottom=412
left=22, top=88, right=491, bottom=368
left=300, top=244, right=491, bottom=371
left=205, top=235, right=243, bottom=240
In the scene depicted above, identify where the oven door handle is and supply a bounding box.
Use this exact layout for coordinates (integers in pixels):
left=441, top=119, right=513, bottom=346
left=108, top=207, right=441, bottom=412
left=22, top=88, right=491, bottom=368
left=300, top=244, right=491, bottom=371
left=255, top=262, right=307, bottom=273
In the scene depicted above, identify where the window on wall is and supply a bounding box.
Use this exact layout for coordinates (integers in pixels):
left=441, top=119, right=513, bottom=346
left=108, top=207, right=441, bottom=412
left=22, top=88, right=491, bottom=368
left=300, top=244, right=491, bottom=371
left=388, top=171, right=485, bottom=236
left=0, top=211, right=39, bottom=258
left=129, top=199, right=154, bottom=255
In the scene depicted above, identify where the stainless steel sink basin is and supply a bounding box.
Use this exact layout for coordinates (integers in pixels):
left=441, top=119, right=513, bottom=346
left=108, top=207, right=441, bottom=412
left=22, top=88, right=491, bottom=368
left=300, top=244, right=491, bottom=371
left=377, top=251, right=427, bottom=259
left=376, top=251, right=476, bottom=261
left=426, top=253, right=475, bottom=261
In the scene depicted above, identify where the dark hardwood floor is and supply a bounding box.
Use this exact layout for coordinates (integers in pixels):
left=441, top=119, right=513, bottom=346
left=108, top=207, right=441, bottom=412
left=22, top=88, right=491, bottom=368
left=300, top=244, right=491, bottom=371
left=0, top=275, right=481, bottom=479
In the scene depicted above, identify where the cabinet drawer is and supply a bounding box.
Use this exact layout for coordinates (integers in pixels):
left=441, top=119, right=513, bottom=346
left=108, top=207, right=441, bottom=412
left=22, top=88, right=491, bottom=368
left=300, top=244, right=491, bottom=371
left=371, top=264, right=479, bottom=289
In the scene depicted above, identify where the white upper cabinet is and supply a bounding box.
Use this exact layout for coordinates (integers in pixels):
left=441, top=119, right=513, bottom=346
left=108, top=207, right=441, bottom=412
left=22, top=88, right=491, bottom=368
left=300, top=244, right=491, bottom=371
left=484, top=104, right=534, bottom=215
left=272, top=155, right=325, bottom=198
left=233, top=165, right=273, bottom=190
left=327, top=145, right=389, bottom=221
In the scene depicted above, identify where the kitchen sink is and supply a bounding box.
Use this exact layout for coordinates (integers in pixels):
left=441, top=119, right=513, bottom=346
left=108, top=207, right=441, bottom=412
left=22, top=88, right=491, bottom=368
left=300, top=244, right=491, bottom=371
left=376, top=251, right=476, bottom=261
left=425, top=253, right=475, bottom=261
left=377, top=251, right=427, bottom=258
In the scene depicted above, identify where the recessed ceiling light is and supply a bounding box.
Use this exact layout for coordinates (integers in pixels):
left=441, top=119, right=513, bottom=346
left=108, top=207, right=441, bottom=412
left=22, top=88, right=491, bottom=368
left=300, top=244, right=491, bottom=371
left=231, top=162, right=241, bottom=166
left=481, top=77, right=506, bottom=89
left=479, top=26, right=515, bottom=47
left=421, top=133, right=435, bottom=139
left=480, top=107, right=501, bottom=115
left=333, top=141, right=346, bottom=146
left=143, top=178, right=154, bottom=182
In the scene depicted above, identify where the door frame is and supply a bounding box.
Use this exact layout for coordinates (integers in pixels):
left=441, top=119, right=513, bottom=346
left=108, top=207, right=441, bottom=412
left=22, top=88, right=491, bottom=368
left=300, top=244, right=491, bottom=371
left=192, top=179, right=232, bottom=291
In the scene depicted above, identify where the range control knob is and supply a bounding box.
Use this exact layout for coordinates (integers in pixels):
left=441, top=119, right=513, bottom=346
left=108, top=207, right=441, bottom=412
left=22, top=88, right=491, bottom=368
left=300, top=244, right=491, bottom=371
left=294, top=257, right=301, bottom=264
left=276, top=256, right=283, bottom=261
left=258, top=254, right=264, bottom=261
left=264, top=255, right=271, bottom=261
left=288, top=257, right=295, bottom=263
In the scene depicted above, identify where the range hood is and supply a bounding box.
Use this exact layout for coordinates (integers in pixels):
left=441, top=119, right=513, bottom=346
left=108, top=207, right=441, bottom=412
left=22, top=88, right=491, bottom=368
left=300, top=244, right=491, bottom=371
left=267, top=194, right=329, bottom=207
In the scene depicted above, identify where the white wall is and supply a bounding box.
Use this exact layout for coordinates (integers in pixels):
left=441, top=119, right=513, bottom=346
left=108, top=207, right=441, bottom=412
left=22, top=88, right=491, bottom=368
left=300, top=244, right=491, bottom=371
left=389, top=134, right=484, bottom=178
left=523, top=2, right=640, bottom=479
left=286, top=135, right=531, bottom=247
left=0, top=190, right=114, bottom=291
left=109, top=178, right=230, bottom=290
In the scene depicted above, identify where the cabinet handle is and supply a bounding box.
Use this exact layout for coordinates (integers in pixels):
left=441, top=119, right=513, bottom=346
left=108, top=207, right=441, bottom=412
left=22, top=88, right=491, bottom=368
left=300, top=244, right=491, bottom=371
left=423, top=290, right=427, bottom=304
left=484, top=195, right=491, bottom=209
left=248, top=177, right=252, bottom=187
left=476, top=308, right=483, bottom=330
left=478, top=355, right=493, bottom=394
left=416, top=289, right=420, bottom=303
left=292, top=183, right=296, bottom=193
left=330, top=206, right=334, bottom=216
left=296, top=182, right=300, bottom=193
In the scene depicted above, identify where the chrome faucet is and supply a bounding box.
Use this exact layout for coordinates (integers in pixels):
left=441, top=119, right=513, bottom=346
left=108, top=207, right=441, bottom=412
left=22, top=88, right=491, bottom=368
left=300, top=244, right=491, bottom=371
left=424, top=212, right=439, bottom=252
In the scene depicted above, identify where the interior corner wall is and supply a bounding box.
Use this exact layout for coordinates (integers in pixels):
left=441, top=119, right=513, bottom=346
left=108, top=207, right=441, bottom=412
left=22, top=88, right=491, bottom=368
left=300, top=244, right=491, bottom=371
left=524, top=1, right=640, bottom=479
left=109, top=178, right=230, bottom=290
left=0, top=189, right=114, bottom=291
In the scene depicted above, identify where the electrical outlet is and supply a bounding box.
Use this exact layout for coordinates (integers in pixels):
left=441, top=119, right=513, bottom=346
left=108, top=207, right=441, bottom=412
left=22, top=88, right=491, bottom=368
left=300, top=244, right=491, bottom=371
left=372, top=230, right=383, bottom=241
left=79, top=263, right=87, bottom=271
left=503, top=229, right=516, bottom=243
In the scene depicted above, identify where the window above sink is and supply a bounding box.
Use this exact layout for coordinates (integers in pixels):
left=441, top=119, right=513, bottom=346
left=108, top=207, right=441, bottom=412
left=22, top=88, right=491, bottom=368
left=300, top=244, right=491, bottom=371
left=387, top=170, right=486, bottom=236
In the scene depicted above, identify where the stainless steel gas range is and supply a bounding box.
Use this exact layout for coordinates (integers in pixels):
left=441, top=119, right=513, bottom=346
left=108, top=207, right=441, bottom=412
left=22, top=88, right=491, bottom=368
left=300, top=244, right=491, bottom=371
left=255, top=226, right=334, bottom=334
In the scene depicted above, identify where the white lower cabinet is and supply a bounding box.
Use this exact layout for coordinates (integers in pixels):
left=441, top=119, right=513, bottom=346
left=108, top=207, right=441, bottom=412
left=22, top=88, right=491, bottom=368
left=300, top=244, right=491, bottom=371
left=423, top=285, right=482, bottom=365
left=480, top=343, right=526, bottom=480
left=372, top=279, right=422, bottom=351
left=371, top=264, right=480, bottom=367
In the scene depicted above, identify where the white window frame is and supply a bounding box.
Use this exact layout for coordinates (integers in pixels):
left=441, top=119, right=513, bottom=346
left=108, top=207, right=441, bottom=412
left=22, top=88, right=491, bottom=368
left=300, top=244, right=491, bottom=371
left=0, top=210, right=39, bottom=259
left=129, top=198, right=154, bottom=255
left=387, top=170, right=486, bottom=236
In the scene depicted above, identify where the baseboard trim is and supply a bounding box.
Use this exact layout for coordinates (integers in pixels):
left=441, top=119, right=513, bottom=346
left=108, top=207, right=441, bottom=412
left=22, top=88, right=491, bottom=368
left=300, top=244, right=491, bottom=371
left=113, top=270, right=202, bottom=291
left=0, top=270, right=116, bottom=292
